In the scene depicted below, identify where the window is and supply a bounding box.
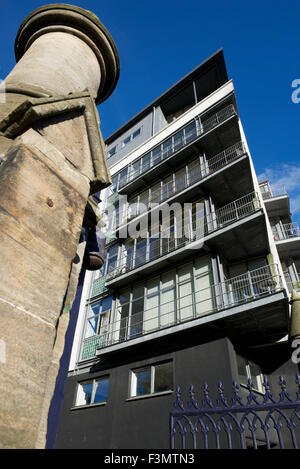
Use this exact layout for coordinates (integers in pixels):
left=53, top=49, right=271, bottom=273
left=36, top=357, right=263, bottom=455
left=130, top=361, right=173, bottom=397
left=106, top=244, right=119, bottom=275
left=75, top=376, right=110, bottom=407
left=123, top=135, right=131, bottom=146
left=114, top=255, right=212, bottom=342
left=84, top=297, right=112, bottom=339
left=237, top=355, right=264, bottom=393
left=118, top=167, right=129, bottom=188
left=107, top=146, right=117, bottom=158
left=122, top=127, right=142, bottom=148
left=132, top=128, right=141, bottom=139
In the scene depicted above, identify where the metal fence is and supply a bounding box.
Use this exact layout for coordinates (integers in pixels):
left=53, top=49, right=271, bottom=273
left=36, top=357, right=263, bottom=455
left=115, top=141, right=247, bottom=230
left=119, top=104, right=236, bottom=189
left=274, top=223, right=300, bottom=241
left=260, top=184, right=287, bottom=201
left=170, top=375, right=300, bottom=449
left=107, top=192, right=261, bottom=280
left=86, top=264, right=282, bottom=354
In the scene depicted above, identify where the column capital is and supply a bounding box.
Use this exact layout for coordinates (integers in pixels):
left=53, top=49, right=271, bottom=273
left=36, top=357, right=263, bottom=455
left=15, top=3, right=120, bottom=104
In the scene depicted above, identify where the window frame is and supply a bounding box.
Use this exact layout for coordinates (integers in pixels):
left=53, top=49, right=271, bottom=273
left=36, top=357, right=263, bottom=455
left=84, top=296, right=113, bottom=339
left=129, top=360, right=173, bottom=399
left=122, top=127, right=142, bottom=148
left=74, top=375, right=110, bottom=408
left=107, top=145, right=117, bottom=159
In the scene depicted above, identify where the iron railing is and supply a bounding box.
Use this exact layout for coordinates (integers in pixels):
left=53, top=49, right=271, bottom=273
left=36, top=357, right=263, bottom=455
left=260, top=184, right=288, bottom=201
left=170, top=375, right=300, bottom=449
left=118, top=104, right=237, bottom=189
left=274, top=223, right=300, bottom=241
left=81, top=264, right=282, bottom=355
left=106, top=192, right=261, bottom=280
left=114, top=141, right=247, bottom=229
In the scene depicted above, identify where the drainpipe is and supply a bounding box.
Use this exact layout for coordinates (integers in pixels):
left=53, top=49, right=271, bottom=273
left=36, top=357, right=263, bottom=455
left=0, top=4, right=119, bottom=449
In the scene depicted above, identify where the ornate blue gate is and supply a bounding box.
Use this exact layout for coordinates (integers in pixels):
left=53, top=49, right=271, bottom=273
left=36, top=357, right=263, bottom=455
left=170, top=375, right=300, bottom=449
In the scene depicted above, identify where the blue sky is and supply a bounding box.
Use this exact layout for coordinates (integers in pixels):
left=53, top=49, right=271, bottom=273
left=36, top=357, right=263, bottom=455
left=1, top=0, right=299, bottom=219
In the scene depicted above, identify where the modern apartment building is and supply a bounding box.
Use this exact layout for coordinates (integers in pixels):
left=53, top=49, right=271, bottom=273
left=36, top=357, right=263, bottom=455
left=55, top=50, right=299, bottom=449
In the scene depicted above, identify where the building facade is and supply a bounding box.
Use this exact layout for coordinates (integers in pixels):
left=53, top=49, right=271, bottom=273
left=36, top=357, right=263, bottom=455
left=55, top=50, right=299, bottom=449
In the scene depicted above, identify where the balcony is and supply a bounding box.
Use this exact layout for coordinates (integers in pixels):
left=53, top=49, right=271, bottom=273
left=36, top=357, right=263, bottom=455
left=260, top=184, right=290, bottom=218
left=118, top=104, right=238, bottom=194
left=106, top=192, right=267, bottom=287
left=113, top=141, right=251, bottom=233
left=86, top=264, right=287, bottom=359
left=274, top=222, right=300, bottom=258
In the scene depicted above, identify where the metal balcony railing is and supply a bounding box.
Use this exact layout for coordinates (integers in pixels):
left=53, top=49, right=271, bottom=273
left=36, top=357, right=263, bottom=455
left=260, top=184, right=288, bottom=200
left=114, top=141, right=247, bottom=230
left=106, top=192, right=261, bottom=280
left=118, top=104, right=237, bottom=189
left=274, top=222, right=300, bottom=241
left=81, top=264, right=282, bottom=355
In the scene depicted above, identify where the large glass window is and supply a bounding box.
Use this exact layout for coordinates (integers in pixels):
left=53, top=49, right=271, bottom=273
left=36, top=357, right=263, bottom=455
left=139, top=189, right=150, bottom=212
left=184, top=121, right=197, bottom=143
left=162, top=138, right=173, bottom=159
left=75, top=376, right=110, bottom=406
left=85, top=302, right=101, bottom=338
left=173, top=130, right=184, bottom=152
left=188, top=157, right=201, bottom=186
left=118, top=167, right=129, bottom=188
left=192, top=198, right=206, bottom=239
left=162, top=174, right=174, bottom=201
left=152, top=146, right=162, bottom=166
left=194, top=256, right=214, bottom=316
left=112, top=255, right=213, bottom=344
left=174, top=166, right=187, bottom=193
left=130, top=361, right=173, bottom=397
left=160, top=271, right=176, bottom=327
left=132, top=160, right=141, bottom=178
left=141, top=153, right=151, bottom=173
left=178, top=262, right=194, bottom=321
left=144, top=277, right=160, bottom=332
left=124, top=239, right=135, bottom=271
left=128, top=195, right=139, bottom=220
left=118, top=288, right=130, bottom=341
left=106, top=244, right=119, bottom=275
left=135, top=238, right=147, bottom=268
left=131, top=285, right=144, bottom=338
left=150, top=182, right=162, bottom=205
left=84, top=297, right=113, bottom=339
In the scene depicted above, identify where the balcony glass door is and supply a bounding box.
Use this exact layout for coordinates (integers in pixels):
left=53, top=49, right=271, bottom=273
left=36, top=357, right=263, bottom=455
left=178, top=262, right=194, bottom=321
left=160, top=271, right=176, bottom=327
left=144, top=278, right=160, bottom=333
left=194, top=256, right=214, bottom=316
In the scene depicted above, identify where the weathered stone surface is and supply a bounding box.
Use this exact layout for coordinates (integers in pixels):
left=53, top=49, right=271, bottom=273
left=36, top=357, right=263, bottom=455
left=35, top=242, right=86, bottom=449
left=0, top=3, right=119, bottom=449
left=0, top=302, right=56, bottom=448
left=0, top=94, right=112, bottom=192
left=0, top=137, right=88, bottom=324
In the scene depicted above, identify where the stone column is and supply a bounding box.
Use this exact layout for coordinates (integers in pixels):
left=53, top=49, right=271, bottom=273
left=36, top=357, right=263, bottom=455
left=0, top=4, right=119, bottom=448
